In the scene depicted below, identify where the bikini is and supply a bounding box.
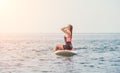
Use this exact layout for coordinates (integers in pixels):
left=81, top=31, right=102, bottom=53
left=63, top=36, right=73, bottom=50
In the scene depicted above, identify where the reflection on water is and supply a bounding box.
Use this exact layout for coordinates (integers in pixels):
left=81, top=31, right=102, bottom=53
left=0, top=33, right=120, bottom=73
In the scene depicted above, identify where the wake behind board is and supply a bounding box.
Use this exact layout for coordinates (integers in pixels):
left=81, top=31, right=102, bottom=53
left=54, top=50, right=77, bottom=57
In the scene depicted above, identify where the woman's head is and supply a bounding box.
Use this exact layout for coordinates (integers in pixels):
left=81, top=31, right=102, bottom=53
left=67, top=24, right=73, bottom=32
left=67, top=24, right=73, bottom=36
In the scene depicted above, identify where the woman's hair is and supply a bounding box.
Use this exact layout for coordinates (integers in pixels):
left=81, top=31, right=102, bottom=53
left=68, top=24, right=73, bottom=36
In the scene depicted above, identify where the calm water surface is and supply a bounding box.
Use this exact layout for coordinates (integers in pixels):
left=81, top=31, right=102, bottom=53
left=0, top=33, right=120, bottom=73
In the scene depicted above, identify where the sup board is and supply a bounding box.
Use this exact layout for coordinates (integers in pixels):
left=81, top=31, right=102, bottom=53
left=54, top=50, right=77, bottom=57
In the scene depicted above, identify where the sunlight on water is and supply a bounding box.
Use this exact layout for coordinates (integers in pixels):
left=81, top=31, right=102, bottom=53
left=0, top=33, right=120, bottom=73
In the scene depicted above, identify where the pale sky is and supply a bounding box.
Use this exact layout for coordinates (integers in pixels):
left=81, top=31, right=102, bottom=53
left=0, top=0, right=120, bottom=33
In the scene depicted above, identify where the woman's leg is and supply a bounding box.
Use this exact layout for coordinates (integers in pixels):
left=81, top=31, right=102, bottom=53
left=54, top=44, right=64, bottom=51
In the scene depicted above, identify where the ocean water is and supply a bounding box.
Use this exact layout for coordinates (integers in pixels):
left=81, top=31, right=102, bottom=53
left=0, top=33, right=120, bottom=73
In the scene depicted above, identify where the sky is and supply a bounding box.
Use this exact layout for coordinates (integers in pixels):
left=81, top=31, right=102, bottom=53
left=0, top=0, right=120, bottom=33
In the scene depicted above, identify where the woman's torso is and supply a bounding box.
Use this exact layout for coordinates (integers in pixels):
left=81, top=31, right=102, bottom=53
left=64, top=35, right=73, bottom=50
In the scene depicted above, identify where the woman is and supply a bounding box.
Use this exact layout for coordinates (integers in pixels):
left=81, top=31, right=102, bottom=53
left=54, top=24, right=73, bottom=51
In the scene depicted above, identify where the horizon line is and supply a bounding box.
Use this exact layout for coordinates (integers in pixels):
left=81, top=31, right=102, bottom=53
left=0, top=32, right=120, bottom=34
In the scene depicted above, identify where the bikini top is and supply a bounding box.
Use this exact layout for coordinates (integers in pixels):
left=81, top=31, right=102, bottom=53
left=64, top=36, right=72, bottom=43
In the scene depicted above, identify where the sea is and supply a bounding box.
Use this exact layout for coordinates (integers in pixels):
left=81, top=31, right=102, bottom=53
left=0, top=33, right=120, bottom=73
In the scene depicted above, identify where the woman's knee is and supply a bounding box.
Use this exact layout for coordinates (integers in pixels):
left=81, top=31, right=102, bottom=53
left=56, top=44, right=61, bottom=47
left=55, top=44, right=63, bottom=50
